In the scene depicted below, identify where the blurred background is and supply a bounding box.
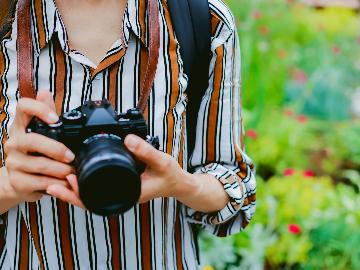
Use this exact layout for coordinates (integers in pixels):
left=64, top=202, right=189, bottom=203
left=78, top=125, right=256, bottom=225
left=199, top=0, right=360, bottom=269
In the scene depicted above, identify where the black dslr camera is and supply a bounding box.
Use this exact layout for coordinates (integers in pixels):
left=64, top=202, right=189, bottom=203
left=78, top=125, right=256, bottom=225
left=26, top=100, right=159, bottom=216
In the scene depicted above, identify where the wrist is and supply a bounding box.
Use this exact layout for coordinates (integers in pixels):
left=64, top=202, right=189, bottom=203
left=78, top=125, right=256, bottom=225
left=0, top=168, right=22, bottom=204
left=173, top=169, right=203, bottom=201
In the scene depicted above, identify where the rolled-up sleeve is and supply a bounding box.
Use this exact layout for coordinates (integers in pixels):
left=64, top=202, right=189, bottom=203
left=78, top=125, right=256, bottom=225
left=186, top=9, right=256, bottom=237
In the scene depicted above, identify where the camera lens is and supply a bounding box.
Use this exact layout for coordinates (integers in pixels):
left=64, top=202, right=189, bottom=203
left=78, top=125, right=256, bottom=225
left=76, top=134, right=141, bottom=216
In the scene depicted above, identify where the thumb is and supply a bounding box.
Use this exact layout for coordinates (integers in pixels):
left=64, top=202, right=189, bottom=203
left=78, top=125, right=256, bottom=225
left=36, top=90, right=56, bottom=112
left=125, top=134, right=166, bottom=168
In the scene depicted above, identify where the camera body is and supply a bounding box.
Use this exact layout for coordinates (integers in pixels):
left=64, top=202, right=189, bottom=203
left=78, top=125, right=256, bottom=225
left=26, top=99, right=159, bottom=216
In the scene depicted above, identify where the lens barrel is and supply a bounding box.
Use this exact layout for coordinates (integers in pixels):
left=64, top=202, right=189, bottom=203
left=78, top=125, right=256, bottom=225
left=76, top=134, right=141, bottom=216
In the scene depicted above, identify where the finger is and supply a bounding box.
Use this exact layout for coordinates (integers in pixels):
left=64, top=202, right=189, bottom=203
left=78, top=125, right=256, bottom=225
left=16, top=98, right=59, bottom=127
left=36, top=90, right=56, bottom=112
left=9, top=171, right=69, bottom=194
left=26, top=192, right=45, bottom=202
left=12, top=133, right=75, bottom=163
left=47, top=184, right=85, bottom=209
left=6, top=152, right=74, bottom=179
left=124, top=134, right=169, bottom=169
left=66, top=174, right=80, bottom=197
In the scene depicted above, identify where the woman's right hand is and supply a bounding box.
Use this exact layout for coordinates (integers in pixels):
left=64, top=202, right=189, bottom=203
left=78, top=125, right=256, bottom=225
left=3, top=91, right=75, bottom=203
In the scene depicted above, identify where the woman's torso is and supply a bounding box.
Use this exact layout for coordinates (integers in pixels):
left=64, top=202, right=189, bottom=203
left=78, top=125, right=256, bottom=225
left=0, top=0, right=234, bottom=268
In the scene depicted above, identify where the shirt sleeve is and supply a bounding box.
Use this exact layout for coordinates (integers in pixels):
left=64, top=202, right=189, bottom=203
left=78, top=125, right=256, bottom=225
left=185, top=9, right=256, bottom=237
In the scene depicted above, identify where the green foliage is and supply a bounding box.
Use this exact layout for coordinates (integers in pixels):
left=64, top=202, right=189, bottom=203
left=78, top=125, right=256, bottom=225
left=244, top=107, right=360, bottom=177
left=200, top=176, right=360, bottom=270
left=200, top=1, right=360, bottom=269
left=226, top=0, right=360, bottom=122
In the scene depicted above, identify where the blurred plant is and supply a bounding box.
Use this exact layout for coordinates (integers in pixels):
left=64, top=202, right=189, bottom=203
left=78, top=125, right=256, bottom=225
left=227, top=0, right=360, bottom=123
left=200, top=175, right=360, bottom=269
left=200, top=1, right=360, bottom=269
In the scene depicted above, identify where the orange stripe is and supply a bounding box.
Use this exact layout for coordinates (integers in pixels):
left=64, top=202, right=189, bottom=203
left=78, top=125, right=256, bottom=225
left=138, top=0, right=147, bottom=43
left=108, top=62, right=120, bottom=108
left=140, top=203, right=152, bottom=270
left=0, top=213, right=6, bottom=254
left=211, top=12, right=221, bottom=36
left=162, top=0, right=180, bottom=155
left=54, top=39, right=66, bottom=114
left=53, top=39, right=74, bottom=270
left=19, top=218, right=30, bottom=270
left=136, top=45, right=152, bottom=270
left=162, top=198, right=168, bottom=270
left=0, top=45, right=9, bottom=164
left=0, top=35, right=9, bottom=256
left=57, top=201, right=74, bottom=270
left=91, top=50, right=126, bottom=78
left=29, top=203, right=45, bottom=270
left=34, top=0, right=46, bottom=49
left=174, top=206, right=184, bottom=270
left=206, top=46, right=224, bottom=163
left=108, top=64, right=122, bottom=269
left=108, top=217, right=122, bottom=270
left=178, top=111, right=185, bottom=166
left=218, top=220, right=230, bottom=237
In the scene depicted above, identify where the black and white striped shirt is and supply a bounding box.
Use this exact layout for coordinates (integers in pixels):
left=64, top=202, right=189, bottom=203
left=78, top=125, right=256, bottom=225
left=0, top=0, right=256, bottom=269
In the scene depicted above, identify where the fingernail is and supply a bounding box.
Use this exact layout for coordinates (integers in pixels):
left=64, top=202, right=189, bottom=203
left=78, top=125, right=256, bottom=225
left=66, top=174, right=77, bottom=182
left=46, top=187, right=55, bottom=195
left=125, top=135, right=140, bottom=150
left=48, top=112, right=59, bottom=123
left=65, top=150, right=75, bottom=162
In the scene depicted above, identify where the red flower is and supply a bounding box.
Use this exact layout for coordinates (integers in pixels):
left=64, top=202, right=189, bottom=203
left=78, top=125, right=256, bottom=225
left=283, top=168, right=295, bottom=176
left=288, top=224, right=301, bottom=235
left=251, top=10, right=262, bottom=20
left=297, top=114, right=308, bottom=123
left=259, top=26, right=269, bottom=36
left=303, top=170, right=315, bottom=178
left=284, top=108, right=294, bottom=117
left=332, top=45, right=341, bottom=55
left=246, top=129, right=258, bottom=139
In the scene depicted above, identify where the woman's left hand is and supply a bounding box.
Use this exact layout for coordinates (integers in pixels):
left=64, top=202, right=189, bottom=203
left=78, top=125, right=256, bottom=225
left=46, top=134, right=189, bottom=209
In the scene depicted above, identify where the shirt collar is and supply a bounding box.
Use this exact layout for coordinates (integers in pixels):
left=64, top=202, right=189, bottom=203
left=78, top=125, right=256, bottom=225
left=31, top=0, right=148, bottom=55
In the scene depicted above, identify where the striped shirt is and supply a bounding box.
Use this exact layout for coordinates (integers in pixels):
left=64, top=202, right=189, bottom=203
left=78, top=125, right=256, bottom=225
left=0, top=0, right=256, bottom=269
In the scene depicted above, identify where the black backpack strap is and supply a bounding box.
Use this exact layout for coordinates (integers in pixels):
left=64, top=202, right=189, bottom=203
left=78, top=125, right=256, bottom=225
left=168, top=0, right=212, bottom=172
left=168, top=0, right=211, bottom=265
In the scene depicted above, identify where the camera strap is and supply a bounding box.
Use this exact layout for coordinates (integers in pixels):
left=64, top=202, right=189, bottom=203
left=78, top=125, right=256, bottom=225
left=16, top=0, right=160, bottom=113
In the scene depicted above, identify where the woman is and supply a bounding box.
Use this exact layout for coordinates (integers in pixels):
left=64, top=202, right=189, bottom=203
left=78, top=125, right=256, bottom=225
left=0, top=0, right=256, bottom=269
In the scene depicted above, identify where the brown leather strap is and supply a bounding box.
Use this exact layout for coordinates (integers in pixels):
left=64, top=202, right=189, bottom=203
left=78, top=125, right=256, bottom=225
left=136, top=0, right=160, bottom=112
left=16, top=0, right=160, bottom=112
left=17, top=0, right=36, bottom=99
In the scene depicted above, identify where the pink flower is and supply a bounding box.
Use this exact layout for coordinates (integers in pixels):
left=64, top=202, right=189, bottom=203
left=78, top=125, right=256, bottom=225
left=251, top=10, right=262, bottom=20
left=291, top=68, right=308, bottom=84
left=297, top=114, right=308, bottom=123
left=246, top=129, right=258, bottom=139
left=332, top=45, right=341, bottom=55
left=288, top=224, right=301, bottom=235
left=283, top=168, right=295, bottom=176
left=303, top=170, right=315, bottom=178
left=357, top=36, right=360, bottom=45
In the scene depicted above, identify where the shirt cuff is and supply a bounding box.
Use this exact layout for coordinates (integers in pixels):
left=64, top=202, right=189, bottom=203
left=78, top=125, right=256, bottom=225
left=185, top=163, right=248, bottom=226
